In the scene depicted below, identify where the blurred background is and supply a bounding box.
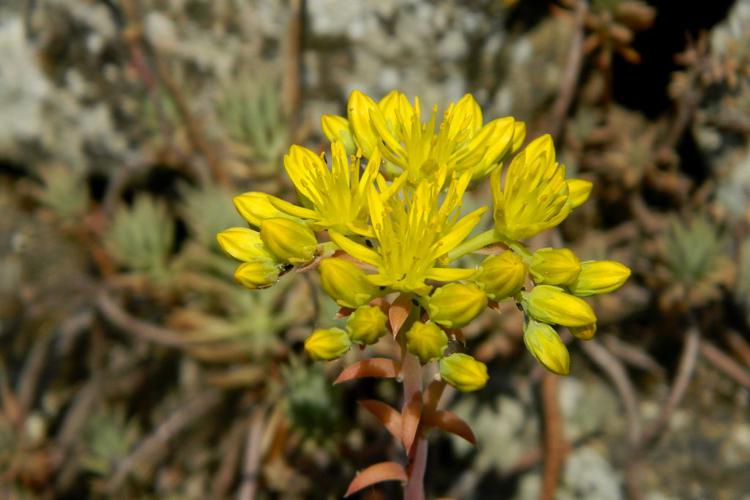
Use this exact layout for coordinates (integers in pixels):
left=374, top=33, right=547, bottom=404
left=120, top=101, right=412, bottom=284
left=1, top=0, right=750, bottom=498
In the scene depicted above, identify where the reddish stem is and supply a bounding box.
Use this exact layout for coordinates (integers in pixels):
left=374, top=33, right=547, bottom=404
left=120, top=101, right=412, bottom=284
left=400, top=335, right=426, bottom=500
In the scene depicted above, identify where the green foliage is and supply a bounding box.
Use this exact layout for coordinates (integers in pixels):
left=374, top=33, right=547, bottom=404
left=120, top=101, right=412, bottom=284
left=105, top=195, right=174, bottom=278
left=217, top=80, right=289, bottom=163
left=34, top=164, right=89, bottom=219
left=282, top=358, right=344, bottom=442
left=663, top=215, right=726, bottom=286
left=80, top=407, right=140, bottom=476
left=178, top=183, right=244, bottom=249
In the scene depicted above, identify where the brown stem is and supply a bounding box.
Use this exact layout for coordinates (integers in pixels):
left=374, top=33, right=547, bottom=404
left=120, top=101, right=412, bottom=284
left=540, top=372, right=565, bottom=500
left=699, top=339, right=750, bottom=390
left=639, top=325, right=700, bottom=447
left=401, top=346, right=425, bottom=500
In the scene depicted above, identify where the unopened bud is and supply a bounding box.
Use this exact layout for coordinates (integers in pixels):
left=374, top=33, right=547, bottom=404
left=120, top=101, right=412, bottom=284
left=260, top=218, right=317, bottom=265
left=321, top=115, right=356, bottom=155
left=319, top=257, right=379, bottom=308
left=304, top=328, right=351, bottom=361
left=217, top=227, right=274, bottom=262
left=568, top=260, right=631, bottom=297
left=524, top=285, right=596, bottom=327
left=523, top=319, right=570, bottom=375
left=475, top=251, right=527, bottom=300
left=569, top=322, right=597, bottom=341
left=405, top=321, right=449, bottom=364
left=529, top=248, right=581, bottom=285
left=234, top=259, right=280, bottom=289
left=233, top=192, right=287, bottom=227
left=439, top=353, right=489, bottom=392
left=426, top=283, right=487, bottom=328
left=347, top=305, right=388, bottom=345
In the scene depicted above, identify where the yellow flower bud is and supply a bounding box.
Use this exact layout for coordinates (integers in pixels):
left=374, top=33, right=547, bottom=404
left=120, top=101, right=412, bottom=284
left=426, top=283, right=487, bottom=328
left=568, top=260, right=631, bottom=297
left=260, top=218, right=317, bottom=265
left=475, top=252, right=527, bottom=300
left=525, top=285, right=596, bottom=327
left=523, top=319, right=570, bottom=375
left=321, top=115, right=356, bottom=155
left=216, top=227, right=274, bottom=262
left=304, top=328, right=351, bottom=361
left=318, top=257, right=379, bottom=308
left=233, top=192, right=287, bottom=227
left=439, top=353, right=489, bottom=392
left=567, top=179, right=592, bottom=209
left=347, top=90, right=379, bottom=156
left=405, top=321, right=449, bottom=364
left=529, top=248, right=581, bottom=285
left=569, top=323, right=597, bottom=340
left=234, top=259, right=280, bottom=289
left=347, top=305, right=388, bottom=345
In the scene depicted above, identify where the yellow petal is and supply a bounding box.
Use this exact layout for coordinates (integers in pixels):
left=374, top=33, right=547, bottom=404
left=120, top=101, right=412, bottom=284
left=329, top=231, right=382, bottom=267
left=567, top=179, right=593, bottom=209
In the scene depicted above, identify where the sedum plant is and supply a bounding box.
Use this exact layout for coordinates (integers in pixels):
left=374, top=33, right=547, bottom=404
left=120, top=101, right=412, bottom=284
left=216, top=90, right=630, bottom=498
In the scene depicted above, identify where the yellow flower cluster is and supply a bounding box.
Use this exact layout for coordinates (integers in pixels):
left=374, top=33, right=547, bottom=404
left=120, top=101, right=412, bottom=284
left=217, top=90, right=630, bottom=387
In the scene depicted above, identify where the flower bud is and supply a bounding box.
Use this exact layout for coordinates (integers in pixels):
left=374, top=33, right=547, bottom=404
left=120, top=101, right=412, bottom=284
left=426, top=283, right=487, bottom=328
left=405, top=321, right=449, bottom=364
left=321, top=115, right=356, bottom=155
left=233, top=192, right=287, bottom=227
left=475, top=251, right=527, bottom=300
left=234, top=259, right=280, bottom=289
left=260, top=218, right=317, bottom=265
left=319, top=258, right=379, bottom=308
left=304, top=328, right=351, bottom=361
left=523, top=319, right=570, bottom=375
left=439, top=353, right=489, bottom=392
left=524, top=285, right=596, bottom=327
left=567, top=179, right=592, bottom=209
left=347, top=305, right=388, bottom=345
left=568, top=260, right=631, bottom=297
left=216, top=227, right=274, bottom=262
left=529, top=248, right=581, bottom=285
left=569, top=323, right=597, bottom=341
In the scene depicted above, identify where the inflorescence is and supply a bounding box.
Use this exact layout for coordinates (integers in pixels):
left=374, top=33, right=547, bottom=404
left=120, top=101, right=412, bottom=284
left=217, top=90, right=630, bottom=389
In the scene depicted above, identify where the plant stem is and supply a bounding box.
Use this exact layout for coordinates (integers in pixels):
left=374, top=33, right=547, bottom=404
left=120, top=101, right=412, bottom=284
left=399, top=318, right=426, bottom=500
left=446, top=229, right=498, bottom=261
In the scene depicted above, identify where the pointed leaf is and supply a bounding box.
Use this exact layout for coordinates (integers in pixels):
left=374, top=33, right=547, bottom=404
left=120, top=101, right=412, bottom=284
left=345, top=461, right=407, bottom=497
left=359, top=400, right=402, bottom=442
left=334, top=358, right=400, bottom=385
left=425, top=410, right=476, bottom=445
left=389, top=293, right=413, bottom=337
left=422, top=380, right=447, bottom=414
left=402, top=391, right=423, bottom=454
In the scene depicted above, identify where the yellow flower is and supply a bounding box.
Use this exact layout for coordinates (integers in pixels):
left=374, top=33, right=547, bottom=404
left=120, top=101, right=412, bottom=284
left=474, top=251, right=527, bottom=300
left=344, top=90, right=524, bottom=183
left=318, top=257, right=379, bottom=309
left=216, top=227, right=275, bottom=263
left=304, top=328, right=351, bottom=361
left=568, top=260, right=631, bottom=296
left=491, top=134, right=571, bottom=241
left=405, top=321, right=449, bottom=364
left=439, top=353, right=489, bottom=392
left=330, top=169, right=485, bottom=295
left=347, top=305, right=389, bottom=345
left=523, top=319, right=570, bottom=375
left=426, top=283, right=487, bottom=328
left=234, top=260, right=280, bottom=289
left=529, top=247, right=581, bottom=285
left=260, top=218, right=318, bottom=265
left=524, top=285, right=596, bottom=327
